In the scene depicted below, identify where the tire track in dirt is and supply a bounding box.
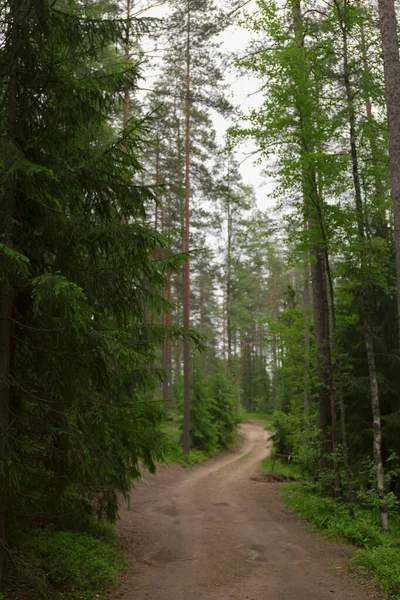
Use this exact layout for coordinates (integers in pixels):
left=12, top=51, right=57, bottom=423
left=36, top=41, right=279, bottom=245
left=112, top=422, right=383, bottom=600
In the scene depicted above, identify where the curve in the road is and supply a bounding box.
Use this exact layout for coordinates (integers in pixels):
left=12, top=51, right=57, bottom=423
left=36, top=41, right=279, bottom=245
left=113, top=422, right=382, bottom=600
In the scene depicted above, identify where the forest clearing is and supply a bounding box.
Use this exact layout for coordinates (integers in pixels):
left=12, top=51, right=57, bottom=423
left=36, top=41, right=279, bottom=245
left=3, top=0, right=400, bottom=598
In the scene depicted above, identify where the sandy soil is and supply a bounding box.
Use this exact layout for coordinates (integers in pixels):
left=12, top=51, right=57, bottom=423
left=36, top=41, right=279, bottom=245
left=112, top=422, right=383, bottom=600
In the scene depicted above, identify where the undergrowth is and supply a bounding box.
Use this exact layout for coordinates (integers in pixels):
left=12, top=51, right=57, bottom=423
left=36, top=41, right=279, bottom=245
left=260, top=456, right=302, bottom=480
left=163, top=415, right=239, bottom=467
left=282, top=483, right=400, bottom=598
left=9, top=521, right=127, bottom=599
left=241, top=410, right=274, bottom=429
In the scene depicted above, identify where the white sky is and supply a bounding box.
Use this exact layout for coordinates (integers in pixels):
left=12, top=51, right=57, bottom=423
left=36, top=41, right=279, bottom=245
left=138, top=0, right=277, bottom=211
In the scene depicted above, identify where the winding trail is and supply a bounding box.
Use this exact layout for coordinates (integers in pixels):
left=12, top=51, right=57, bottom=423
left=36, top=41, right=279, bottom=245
left=113, top=422, right=382, bottom=600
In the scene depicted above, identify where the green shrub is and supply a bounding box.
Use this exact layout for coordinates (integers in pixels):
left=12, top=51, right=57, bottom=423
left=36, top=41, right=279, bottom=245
left=15, top=526, right=127, bottom=599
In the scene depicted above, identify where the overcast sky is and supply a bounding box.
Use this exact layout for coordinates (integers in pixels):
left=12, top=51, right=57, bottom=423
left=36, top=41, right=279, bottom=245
left=138, top=0, right=277, bottom=211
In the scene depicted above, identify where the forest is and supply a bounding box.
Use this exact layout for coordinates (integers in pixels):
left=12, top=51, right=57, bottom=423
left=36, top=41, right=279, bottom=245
left=2, top=0, right=400, bottom=598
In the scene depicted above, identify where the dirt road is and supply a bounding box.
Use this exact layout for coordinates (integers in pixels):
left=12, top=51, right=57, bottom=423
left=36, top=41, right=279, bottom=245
left=114, top=422, right=381, bottom=600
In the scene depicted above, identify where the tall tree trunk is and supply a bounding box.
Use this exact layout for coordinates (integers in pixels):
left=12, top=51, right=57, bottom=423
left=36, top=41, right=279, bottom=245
left=222, top=295, right=227, bottom=370
left=152, top=141, right=160, bottom=330
left=121, top=0, right=131, bottom=225
left=324, top=244, right=355, bottom=514
left=337, top=0, right=388, bottom=529
left=183, top=4, right=191, bottom=455
left=226, top=195, right=233, bottom=370
left=270, top=269, right=279, bottom=401
left=376, top=0, right=400, bottom=349
left=303, top=218, right=311, bottom=413
left=0, top=0, right=21, bottom=588
left=234, top=334, right=240, bottom=411
left=166, top=267, right=172, bottom=408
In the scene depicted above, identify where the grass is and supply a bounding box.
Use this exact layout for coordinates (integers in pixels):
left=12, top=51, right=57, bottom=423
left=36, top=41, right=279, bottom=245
left=281, top=483, right=400, bottom=598
left=260, top=455, right=302, bottom=480
left=11, top=521, right=127, bottom=600
left=241, top=410, right=274, bottom=429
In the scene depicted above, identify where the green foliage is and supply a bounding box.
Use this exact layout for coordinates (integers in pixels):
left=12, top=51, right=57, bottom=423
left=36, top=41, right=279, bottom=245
left=13, top=525, right=127, bottom=599
left=353, top=547, right=400, bottom=599
left=241, top=411, right=274, bottom=429
left=282, top=484, right=391, bottom=546
left=174, top=357, right=239, bottom=456
left=0, top=0, right=186, bottom=593
left=210, top=363, right=240, bottom=449
left=261, top=456, right=302, bottom=480
left=270, top=408, right=321, bottom=478
left=282, top=484, right=400, bottom=598
left=165, top=443, right=210, bottom=467
left=189, top=362, right=219, bottom=454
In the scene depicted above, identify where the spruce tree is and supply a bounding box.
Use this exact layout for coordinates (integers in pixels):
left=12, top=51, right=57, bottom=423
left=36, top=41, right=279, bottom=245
left=0, top=0, right=175, bottom=585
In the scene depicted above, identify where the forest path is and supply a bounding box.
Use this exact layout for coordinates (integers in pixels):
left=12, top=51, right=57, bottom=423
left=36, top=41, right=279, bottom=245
left=112, top=422, right=381, bottom=600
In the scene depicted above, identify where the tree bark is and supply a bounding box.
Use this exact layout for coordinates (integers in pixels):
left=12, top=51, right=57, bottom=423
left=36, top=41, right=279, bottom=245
left=376, top=0, right=400, bottom=349
left=183, top=3, right=191, bottom=455
left=303, top=218, right=311, bottom=413
left=269, top=269, right=279, bottom=401
left=226, top=195, right=233, bottom=371
left=121, top=0, right=131, bottom=225
left=324, top=242, right=355, bottom=515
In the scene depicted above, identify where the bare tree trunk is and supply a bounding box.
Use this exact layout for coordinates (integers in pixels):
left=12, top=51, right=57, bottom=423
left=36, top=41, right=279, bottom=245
left=222, top=295, right=227, bottom=370
left=226, top=195, right=233, bottom=370
left=152, top=141, right=160, bottom=330
left=183, top=4, right=191, bottom=455
left=309, top=237, right=332, bottom=456
left=376, top=0, right=400, bottom=349
left=303, top=218, right=311, bottom=413
left=166, top=267, right=172, bottom=408
left=336, top=0, right=388, bottom=528
left=324, top=246, right=355, bottom=514
left=270, top=269, right=279, bottom=401
left=121, top=0, right=131, bottom=225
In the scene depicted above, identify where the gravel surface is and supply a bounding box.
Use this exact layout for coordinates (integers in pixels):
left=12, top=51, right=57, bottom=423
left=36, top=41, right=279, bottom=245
left=112, top=422, right=384, bottom=600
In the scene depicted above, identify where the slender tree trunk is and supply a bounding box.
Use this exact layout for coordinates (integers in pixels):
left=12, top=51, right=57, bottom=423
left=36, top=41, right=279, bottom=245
left=321, top=236, right=338, bottom=478
left=166, top=267, right=172, bottom=407
left=183, top=5, right=191, bottom=455
left=270, top=269, right=279, bottom=401
left=337, top=0, right=388, bottom=528
left=227, top=196, right=233, bottom=370
left=303, top=218, right=311, bottom=413
left=376, top=0, right=400, bottom=349
left=152, top=142, right=160, bottom=330
left=324, top=247, right=355, bottom=511
left=0, top=0, right=21, bottom=587
left=121, top=0, right=131, bottom=225
left=222, top=295, right=227, bottom=370
left=233, top=334, right=240, bottom=411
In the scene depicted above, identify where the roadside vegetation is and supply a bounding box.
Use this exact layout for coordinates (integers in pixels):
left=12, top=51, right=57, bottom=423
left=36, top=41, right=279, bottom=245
left=282, top=484, right=400, bottom=599
left=5, top=522, right=126, bottom=600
